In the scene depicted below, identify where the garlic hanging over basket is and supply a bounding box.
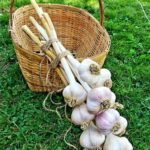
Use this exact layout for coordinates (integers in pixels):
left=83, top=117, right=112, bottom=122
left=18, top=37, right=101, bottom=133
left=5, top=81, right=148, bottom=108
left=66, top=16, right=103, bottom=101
left=20, top=0, right=134, bottom=149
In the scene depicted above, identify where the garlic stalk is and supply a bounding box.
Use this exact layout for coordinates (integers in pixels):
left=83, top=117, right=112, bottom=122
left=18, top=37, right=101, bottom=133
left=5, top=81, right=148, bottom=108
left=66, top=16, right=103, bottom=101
left=22, top=25, right=55, bottom=59
left=30, top=0, right=87, bottom=107
left=30, top=0, right=52, bottom=37
left=29, top=16, right=49, bottom=41
left=80, top=124, right=105, bottom=149
left=103, top=134, right=133, bottom=150
left=22, top=25, right=68, bottom=86
left=71, top=103, right=95, bottom=126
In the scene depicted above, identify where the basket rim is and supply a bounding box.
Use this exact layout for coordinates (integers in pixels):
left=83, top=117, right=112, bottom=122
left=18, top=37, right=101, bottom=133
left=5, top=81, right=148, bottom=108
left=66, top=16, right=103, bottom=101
left=11, top=3, right=111, bottom=59
left=13, top=42, right=109, bottom=62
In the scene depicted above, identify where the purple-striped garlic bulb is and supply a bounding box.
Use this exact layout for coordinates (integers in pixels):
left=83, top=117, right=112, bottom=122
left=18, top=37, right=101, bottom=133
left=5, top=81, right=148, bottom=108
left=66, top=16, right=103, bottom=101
left=87, top=87, right=116, bottom=114
left=95, top=109, right=120, bottom=135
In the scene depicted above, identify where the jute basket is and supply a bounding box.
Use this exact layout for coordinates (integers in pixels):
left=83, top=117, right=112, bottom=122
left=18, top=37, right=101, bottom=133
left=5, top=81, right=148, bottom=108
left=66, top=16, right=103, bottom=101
left=9, top=0, right=111, bottom=92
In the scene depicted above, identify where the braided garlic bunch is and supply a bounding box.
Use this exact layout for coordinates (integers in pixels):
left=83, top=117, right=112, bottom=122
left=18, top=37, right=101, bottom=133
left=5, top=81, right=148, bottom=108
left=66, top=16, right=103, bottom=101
left=22, top=1, right=133, bottom=149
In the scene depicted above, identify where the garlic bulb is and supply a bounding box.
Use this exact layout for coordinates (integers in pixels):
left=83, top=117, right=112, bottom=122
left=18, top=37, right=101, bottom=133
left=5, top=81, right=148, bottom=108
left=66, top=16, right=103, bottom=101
left=93, top=68, right=112, bottom=88
left=113, top=116, right=128, bottom=136
left=63, top=82, right=87, bottom=107
left=71, top=103, right=95, bottom=126
left=103, top=134, right=133, bottom=150
left=80, top=125, right=105, bottom=149
left=95, top=109, right=120, bottom=135
left=87, top=87, right=116, bottom=114
left=78, top=59, right=112, bottom=88
left=78, top=59, right=100, bottom=85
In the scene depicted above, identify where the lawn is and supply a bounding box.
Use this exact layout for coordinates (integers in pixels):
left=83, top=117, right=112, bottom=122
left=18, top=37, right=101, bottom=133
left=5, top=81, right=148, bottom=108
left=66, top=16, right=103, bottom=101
left=0, top=0, right=150, bottom=149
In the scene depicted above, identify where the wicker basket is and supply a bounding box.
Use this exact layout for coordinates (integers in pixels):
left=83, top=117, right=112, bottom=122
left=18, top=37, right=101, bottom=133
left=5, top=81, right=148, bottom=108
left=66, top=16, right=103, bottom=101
left=9, top=0, right=111, bottom=92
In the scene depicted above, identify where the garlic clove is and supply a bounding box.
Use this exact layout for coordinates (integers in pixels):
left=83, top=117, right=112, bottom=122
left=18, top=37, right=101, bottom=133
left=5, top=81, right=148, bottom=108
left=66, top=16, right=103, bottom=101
left=71, top=103, right=95, bottom=125
left=96, top=109, right=120, bottom=135
left=111, top=92, right=116, bottom=103
left=63, top=82, right=87, bottom=107
left=99, top=68, right=111, bottom=81
left=80, top=125, right=105, bottom=149
left=113, top=116, right=128, bottom=136
left=87, top=97, right=100, bottom=114
left=109, top=92, right=117, bottom=108
left=71, top=106, right=82, bottom=125
left=120, top=137, right=133, bottom=150
left=103, top=134, right=121, bottom=150
left=103, top=134, right=133, bottom=150
left=88, top=87, right=112, bottom=100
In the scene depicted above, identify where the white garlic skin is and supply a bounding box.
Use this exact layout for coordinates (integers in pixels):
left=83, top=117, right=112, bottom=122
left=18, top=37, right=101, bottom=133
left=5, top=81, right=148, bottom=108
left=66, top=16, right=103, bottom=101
left=113, top=116, right=128, bottom=135
left=111, top=92, right=116, bottom=104
left=78, top=59, right=100, bottom=86
left=92, top=68, right=112, bottom=88
left=87, top=87, right=116, bottom=114
left=80, top=125, right=105, bottom=149
left=71, top=103, right=95, bottom=125
left=120, top=137, right=133, bottom=150
left=96, top=109, right=120, bottom=135
left=103, top=134, right=133, bottom=150
left=63, top=82, right=87, bottom=107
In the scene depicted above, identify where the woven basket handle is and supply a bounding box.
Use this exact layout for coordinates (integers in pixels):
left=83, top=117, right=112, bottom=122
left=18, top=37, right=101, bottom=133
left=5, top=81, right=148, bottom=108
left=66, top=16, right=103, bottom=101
left=9, top=0, right=104, bottom=27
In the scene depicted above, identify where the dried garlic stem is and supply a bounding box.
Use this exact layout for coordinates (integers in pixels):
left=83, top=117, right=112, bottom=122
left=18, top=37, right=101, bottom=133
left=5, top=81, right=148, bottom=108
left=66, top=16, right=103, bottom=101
left=22, top=25, right=68, bottom=85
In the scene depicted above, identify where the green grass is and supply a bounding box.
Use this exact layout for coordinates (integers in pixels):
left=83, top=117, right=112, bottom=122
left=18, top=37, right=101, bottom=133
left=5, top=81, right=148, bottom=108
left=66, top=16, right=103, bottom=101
left=0, top=0, right=150, bottom=149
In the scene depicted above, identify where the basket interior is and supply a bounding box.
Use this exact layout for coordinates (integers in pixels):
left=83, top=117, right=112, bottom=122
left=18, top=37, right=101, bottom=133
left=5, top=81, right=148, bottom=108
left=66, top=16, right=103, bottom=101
left=12, top=4, right=110, bottom=59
